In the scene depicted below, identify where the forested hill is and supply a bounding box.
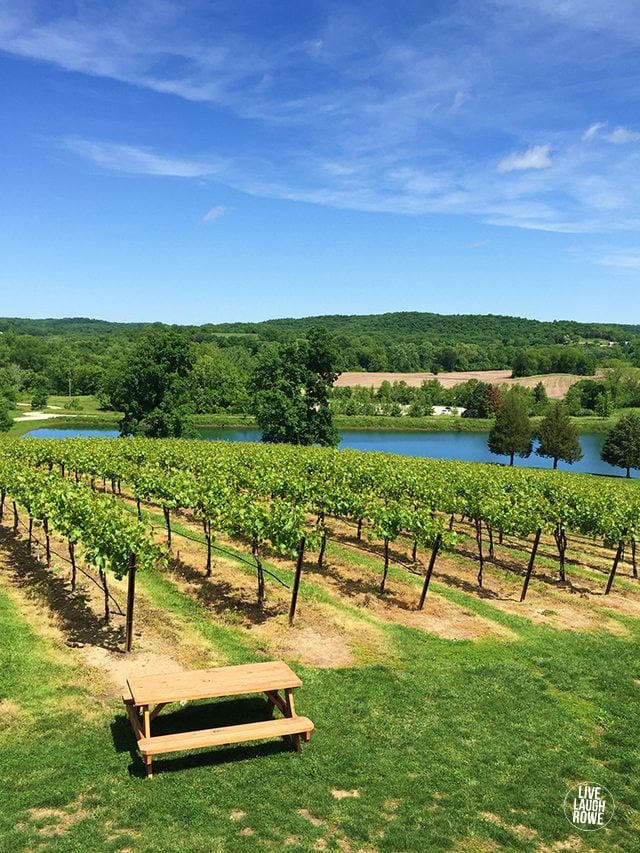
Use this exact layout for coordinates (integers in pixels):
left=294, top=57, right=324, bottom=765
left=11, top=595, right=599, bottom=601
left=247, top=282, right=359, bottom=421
left=208, top=312, right=640, bottom=347
left=2, top=312, right=640, bottom=347
left=2, top=312, right=640, bottom=384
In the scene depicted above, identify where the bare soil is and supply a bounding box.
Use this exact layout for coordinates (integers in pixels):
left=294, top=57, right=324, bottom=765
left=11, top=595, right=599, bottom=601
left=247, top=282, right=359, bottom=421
left=335, top=370, right=584, bottom=399
left=1, top=494, right=639, bottom=698
left=0, top=526, right=208, bottom=696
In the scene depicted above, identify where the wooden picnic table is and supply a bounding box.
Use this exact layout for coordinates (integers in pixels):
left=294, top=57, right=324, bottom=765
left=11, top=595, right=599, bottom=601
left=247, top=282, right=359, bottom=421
left=123, top=660, right=314, bottom=778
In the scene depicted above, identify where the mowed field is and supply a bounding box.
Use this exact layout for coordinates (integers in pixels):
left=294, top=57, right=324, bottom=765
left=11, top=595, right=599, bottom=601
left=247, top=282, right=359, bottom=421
left=335, top=371, right=584, bottom=399
left=1, top=487, right=639, bottom=851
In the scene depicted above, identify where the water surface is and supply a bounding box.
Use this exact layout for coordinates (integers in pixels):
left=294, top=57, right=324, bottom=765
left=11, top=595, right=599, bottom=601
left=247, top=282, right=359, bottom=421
left=22, top=425, right=631, bottom=478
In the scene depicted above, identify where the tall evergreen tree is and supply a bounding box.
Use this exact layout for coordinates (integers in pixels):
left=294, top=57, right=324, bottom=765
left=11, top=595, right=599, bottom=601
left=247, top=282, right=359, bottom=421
left=536, top=402, right=582, bottom=469
left=487, top=390, right=533, bottom=465
left=601, top=412, right=640, bottom=477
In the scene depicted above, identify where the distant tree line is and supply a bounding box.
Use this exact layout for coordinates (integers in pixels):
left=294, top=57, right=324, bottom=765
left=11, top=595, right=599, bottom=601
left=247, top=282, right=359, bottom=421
left=3, top=312, right=640, bottom=423
left=331, top=378, right=550, bottom=418
left=2, top=312, right=640, bottom=397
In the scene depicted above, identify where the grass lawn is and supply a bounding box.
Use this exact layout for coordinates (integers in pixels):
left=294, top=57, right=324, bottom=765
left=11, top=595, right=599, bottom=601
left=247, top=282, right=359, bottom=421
left=1, top=505, right=639, bottom=852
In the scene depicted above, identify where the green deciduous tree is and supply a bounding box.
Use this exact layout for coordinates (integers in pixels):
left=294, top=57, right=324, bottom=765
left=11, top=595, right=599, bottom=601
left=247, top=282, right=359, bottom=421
left=251, top=327, right=340, bottom=446
left=0, top=398, right=12, bottom=432
left=487, top=390, right=533, bottom=465
left=594, top=391, right=615, bottom=418
left=30, top=383, right=48, bottom=410
left=601, top=413, right=640, bottom=477
left=108, top=329, right=196, bottom=437
left=536, top=402, right=582, bottom=469
left=461, top=381, right=502, bottom=418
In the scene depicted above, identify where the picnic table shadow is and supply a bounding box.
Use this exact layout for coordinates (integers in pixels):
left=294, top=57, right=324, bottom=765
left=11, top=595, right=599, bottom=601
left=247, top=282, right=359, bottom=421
left=111, top=695, right=298, bottom=778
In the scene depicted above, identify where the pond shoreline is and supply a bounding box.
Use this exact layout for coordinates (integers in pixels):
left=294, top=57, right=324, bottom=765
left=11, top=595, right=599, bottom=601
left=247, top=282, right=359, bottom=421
left=8, top=411, right=617, bottom=439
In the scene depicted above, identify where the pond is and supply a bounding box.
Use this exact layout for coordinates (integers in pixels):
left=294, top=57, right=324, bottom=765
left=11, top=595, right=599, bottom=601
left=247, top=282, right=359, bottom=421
left=21, top=425, right=632, bottom=478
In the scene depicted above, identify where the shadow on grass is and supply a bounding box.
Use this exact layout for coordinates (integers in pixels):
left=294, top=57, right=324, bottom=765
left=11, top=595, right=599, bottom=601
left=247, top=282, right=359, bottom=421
left=435, top=572, right=505, bottom=600
left=452, top=546, right=596, bottom=597
left=0, top=526, right=124, bottom=650
left=112, top=695, right=299, bottom=778
left=165, top=554, right=281, bottom=625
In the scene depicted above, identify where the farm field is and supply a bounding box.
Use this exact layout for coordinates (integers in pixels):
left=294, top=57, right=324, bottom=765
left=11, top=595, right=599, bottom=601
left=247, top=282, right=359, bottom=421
left=1, top=440, right=639, bottom=851
left=335, top=371, right=590, bottom=400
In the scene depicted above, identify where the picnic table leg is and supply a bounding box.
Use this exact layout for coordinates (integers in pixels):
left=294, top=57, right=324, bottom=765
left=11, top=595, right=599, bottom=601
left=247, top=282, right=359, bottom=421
left=141, top=704, right=153, bottom=778
left=284, top=689, right=302, bottom=753
left=265, top=692, right=275, bottom=718
left=265, top=690, right=287, bottom=718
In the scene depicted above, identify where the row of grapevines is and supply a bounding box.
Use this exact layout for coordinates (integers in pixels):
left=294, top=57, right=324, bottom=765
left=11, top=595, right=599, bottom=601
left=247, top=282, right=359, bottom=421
left=6, top=437, right=640, bottom=595
left=0, top=452, right=160, bottom=623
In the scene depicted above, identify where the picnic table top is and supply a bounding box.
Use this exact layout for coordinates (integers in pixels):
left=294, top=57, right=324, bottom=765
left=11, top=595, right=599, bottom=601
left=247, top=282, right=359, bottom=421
left=126, top=660, right=303, bottom=706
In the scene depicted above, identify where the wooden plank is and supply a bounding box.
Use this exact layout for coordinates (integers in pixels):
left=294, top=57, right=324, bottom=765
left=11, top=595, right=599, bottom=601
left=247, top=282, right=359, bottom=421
left=142, top=705, right=151, bottom=739
left=137, top=716, right=314, bottom=756
left=149, top=702, right=167, bottom=722
left=265, top=690, right=287, bottom=716
left=124, top=701, right=143, bottom=740
left=127, top=661, right=302, bottom=706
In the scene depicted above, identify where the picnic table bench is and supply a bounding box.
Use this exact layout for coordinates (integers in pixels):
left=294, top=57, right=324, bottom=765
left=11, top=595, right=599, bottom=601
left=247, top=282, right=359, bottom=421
left=123, top=660, right=313, bottom=777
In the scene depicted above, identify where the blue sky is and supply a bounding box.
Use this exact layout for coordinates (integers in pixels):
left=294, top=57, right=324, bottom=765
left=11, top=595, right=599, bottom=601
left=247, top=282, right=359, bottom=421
left=1, top=0, right=639, bottom=325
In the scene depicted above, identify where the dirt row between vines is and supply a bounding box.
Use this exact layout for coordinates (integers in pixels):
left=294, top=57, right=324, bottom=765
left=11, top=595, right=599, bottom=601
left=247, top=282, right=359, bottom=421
left=2, top=490, right=639, bottom=707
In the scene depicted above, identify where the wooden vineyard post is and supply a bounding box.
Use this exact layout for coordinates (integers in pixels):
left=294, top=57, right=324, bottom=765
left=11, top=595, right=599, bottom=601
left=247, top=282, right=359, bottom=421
left=125, top=553, right=137, bottom=653
left=475, top=518, right=484, bottom=587
left=288, top=536, right=306, bottom=626
left=605, top=536, right=626, bottom=596
left=205, top=519, right=213, bottom=577
left=44, top=518, right=51, bottom=568
left=418, top=533, right=441, bottom=610
left=379, top=538, right=390, bottom=594
left=68, top=541, right=77, bottom=591
left=520, top=528, right=542, bottom=603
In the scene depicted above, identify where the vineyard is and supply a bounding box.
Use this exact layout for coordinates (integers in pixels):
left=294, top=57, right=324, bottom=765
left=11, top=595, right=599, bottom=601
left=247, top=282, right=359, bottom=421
left=1, top=437, right=640, bottom=850
left=1, top=437, right=639, bottom=629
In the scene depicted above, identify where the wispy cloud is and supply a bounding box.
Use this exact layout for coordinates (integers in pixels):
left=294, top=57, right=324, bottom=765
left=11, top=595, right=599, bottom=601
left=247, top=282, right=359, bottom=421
left=64, top=138, right=223, bottom=177
left=497, top=145, right=552, bottom=173
left=202, top=205, right=226, bottom=222
left=596, top=250, right=640, bottom=271
left=582, top=122, right=605, bottom=141
left=3, top=1, right=640, bottom=236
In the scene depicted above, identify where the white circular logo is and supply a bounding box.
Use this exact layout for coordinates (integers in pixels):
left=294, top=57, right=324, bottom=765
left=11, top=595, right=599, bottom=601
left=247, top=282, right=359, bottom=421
left=563, top=783, right=615, bottom=831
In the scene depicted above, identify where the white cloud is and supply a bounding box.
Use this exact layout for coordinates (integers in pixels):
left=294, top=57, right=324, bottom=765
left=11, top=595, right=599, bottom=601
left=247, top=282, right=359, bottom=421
left=497, top=145, right=552, bottom=173
left=605, top=126, right=640, bottom=144
left=202, top=205, right=226, bottom=222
